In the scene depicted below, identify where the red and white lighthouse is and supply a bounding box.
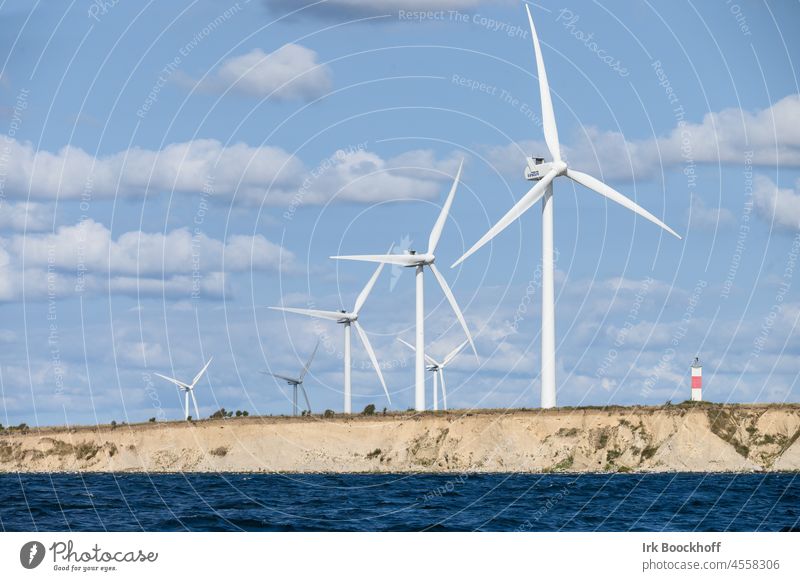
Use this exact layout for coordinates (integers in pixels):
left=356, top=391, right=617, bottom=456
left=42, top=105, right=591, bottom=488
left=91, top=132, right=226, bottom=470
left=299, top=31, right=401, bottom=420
left=691, top=357, right=702, bottom=401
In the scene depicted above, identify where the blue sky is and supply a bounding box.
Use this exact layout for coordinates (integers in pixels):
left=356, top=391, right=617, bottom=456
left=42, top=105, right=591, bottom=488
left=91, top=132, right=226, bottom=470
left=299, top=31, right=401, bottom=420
left=0, top=0, right=798, bottom=426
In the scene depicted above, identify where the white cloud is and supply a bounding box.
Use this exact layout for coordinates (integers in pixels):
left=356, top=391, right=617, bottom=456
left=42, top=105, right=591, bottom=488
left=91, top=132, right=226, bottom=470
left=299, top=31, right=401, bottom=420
left=486, top=94, right=800, bottom=182
left=0, top=220, right=294, bottom=301
left=689, top=196, right=735, bottom=230
left=0, top=201, right=53, bottom=231
left=12, top=219, right=293, bottom=276
left=2, top=137, right=459, bottom=207
left=753, top=175, right=800, bottom=230
left=183, top=44, right=332, bottom=100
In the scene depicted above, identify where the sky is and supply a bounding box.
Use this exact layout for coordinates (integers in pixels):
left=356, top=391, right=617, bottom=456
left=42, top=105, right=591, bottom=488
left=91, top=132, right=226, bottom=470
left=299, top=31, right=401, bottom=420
left=0, top=0, right=798, bottom=426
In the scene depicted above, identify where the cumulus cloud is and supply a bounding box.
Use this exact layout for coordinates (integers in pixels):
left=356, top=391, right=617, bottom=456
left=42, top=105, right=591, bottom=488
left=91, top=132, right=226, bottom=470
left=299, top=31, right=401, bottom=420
left=689, top=196, right=735, bottom=230
left=753, top=175, right=800, bottom=230
left=0, top=201, right=53, bottom=231
left=0, top=219, right=294, bottom=301
left=181, top=44, right=332, bottom=100
left=2, top=137, right=460, bottom=207
left=487, top=94, right=800, bottom=182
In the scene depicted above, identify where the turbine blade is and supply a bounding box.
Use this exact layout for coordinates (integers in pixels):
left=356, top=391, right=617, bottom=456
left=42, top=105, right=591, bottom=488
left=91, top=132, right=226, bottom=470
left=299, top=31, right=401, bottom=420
left=269, top=306, right=348, bottom=322
left=353, top=245, right=393, bottom=315
left=154, top=372, right=191, bottom=390
left=429, top=264, right=477, bottom=359
left=396, top=337, right=438, bottom=366
left=526, top=3, right=561, bottom=162
left=353, top=321, right=392, bottom=406
left=191, top=390, right=200, bottom=420
left=566, top=169, right=682, bottom=239
left=442, top=339, right=470, bottom=367
left=300, top=384, right=312, bottom=413
left=440, top=370, right=448, bottom=411
left=270, top=373, right=300, bottom=384
left=331, top=253, right=420, bottom=267
left=191, top=357, right=213, bottom=387
left=427, top=159, right=463, bottom=255
left=451, top=169, right=557, bottom=268
left=396, top=337, right=416, bottom=352
left=299, top=340, right=320, bottom=381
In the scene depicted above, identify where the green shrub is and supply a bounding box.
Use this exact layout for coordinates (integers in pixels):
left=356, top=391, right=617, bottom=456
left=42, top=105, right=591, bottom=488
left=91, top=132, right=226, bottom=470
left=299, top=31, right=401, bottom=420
left=148, top=417, right=156, bottom=423
left=242, top=411, right=249, bottom=417
left=235, top=410, right=242, bottom=417
left=362, top=404, right=376, bottom=416
left=209, top=408, right=227, bottom=419
left=323, top=409, right=335, bottom=418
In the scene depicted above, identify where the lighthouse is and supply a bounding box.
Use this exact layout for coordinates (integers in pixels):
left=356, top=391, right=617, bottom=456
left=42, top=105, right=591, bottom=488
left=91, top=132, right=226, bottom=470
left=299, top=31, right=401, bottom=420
left=691, top=357, right=702, bottom=401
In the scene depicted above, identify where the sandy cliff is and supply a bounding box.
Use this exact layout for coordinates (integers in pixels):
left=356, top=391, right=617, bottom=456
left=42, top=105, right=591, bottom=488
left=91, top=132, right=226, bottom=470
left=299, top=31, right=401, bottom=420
left=1, top=403, right=799, bottom=473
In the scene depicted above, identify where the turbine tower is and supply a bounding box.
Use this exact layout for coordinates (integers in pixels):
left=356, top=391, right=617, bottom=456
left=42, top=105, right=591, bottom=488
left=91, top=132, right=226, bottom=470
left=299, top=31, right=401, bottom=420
left=331, top=160, right=476, bottom=412
left=155, top=357, right=213, bottom=421
left=270, top=258, right=391, bottom=414
left=397, top=338, right=469, bottom=411
left=262, top=340, right=318, bottom=416
left=452, top=5, right=681, bottom=409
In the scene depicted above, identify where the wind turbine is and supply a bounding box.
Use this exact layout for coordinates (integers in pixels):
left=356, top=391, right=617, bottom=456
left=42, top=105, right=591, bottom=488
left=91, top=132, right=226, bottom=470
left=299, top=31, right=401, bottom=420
left=397, top=338, right=469, bottom=411
left=270, top=256, right=391, bottom=414
left=452, top=4, right=681, bottom=409
left=262, top=340, right=318, bottom=416
left=331, top=160, right=477, bottom=412
left=155, top=358, right=213, bottom=421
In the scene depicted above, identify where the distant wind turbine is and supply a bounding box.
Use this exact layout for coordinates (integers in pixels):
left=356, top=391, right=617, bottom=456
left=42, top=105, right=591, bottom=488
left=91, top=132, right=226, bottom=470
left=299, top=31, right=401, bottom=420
left=397, top=338, right=469, bottom=411
left=331, top=160, right=476, bottom=412
left=155, top=357, right=213, bottom=421
left=452, top=5, right=681, bottom=409
left=262, top=340, right=318, bottom=416
left=270, top=254, right=392, bottom=414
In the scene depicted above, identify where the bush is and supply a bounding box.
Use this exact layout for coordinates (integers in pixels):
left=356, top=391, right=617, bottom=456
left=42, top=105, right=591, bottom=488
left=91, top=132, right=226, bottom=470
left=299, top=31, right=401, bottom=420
left=382, top=407, right=387, bottom=415
left=110, top=420, right=117, bottom=430
left=323, top=409, right=335, bottom=418
left=362, top=404, right=376, bottom=416
left=235, top=410, right=242, bottom=417
left=187, top=416, right=193, bottom=422
left=148, top=417, right=156, bottom=423
left=210, top=408, right=228, bottom=419
left=242, top=411, right=249, bottom=417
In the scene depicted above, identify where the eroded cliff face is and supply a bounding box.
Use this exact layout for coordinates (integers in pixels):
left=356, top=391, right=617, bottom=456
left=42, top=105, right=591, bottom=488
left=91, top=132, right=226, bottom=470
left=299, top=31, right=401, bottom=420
left=1, top=404, right=799, bottom=473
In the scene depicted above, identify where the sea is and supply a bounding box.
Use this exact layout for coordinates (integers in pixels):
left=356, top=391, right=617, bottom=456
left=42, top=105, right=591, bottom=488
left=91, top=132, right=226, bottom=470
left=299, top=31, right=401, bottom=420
left=0, top=473, right=797, bottom=532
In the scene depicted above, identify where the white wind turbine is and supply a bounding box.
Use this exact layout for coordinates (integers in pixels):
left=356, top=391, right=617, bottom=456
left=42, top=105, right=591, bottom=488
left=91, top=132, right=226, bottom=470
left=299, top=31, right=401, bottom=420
left=331, top=160, right=477, bottom=412
left=397, top=338, right=469, bottom=411
left=262, top=340, right=319, bottom=416
left=155, top=358, right=213, bottom=421
left=270, top=257, right=391, bottom=414
left=452, top=5, right=681, bottom=409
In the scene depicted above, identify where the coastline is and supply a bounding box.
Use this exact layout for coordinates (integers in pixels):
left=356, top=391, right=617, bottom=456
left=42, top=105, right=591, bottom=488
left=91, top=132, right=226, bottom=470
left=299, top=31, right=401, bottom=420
left=2, top=403, right=799, bottom=474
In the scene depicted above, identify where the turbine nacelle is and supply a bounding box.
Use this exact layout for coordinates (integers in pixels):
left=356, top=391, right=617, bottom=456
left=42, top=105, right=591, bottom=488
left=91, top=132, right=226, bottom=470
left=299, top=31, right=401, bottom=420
left=336, top=312, right=357, bottom=324
left=403, top=251, right=435, bottom=266
left=526, top=157, right=567, bottom=181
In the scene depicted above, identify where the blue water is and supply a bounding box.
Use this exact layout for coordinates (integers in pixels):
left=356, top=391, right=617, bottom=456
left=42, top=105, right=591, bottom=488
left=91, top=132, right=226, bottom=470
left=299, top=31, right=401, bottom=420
left=0, top=473, right=797, bottom=531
